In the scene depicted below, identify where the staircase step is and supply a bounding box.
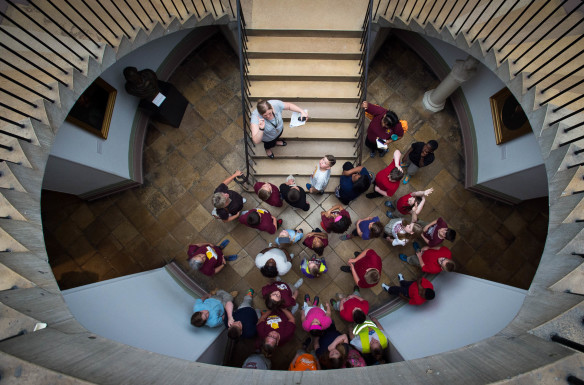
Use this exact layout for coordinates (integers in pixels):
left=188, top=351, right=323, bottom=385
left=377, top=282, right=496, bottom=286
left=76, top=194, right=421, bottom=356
left=254, top=158, right=351, bottom=176
left=247, top=29, right=362, bottom=38
left=247, top=102, right=359, bottom=122
left=248, top=58, right=360, bottom=80
left=247, top=36, right=361, bottom=59
left=251, top=140, right=356, bottom=158
left=249, top=80, right=360, bottom=102
left=264, top=122, right=356, bottom=140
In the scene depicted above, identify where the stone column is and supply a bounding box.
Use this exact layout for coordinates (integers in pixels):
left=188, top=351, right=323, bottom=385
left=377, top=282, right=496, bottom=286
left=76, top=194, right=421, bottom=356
left=423, top=55, right=480, bottom=112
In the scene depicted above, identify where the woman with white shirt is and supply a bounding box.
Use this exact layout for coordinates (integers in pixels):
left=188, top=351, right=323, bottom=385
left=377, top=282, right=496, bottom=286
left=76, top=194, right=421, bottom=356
left=255, top=246, right=293, bottom=277
left=384, top=218, right=422, bottom=246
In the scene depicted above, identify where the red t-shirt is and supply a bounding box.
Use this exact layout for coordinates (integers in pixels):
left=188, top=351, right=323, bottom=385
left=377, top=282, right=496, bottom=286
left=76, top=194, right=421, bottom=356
left=396, top=193, right=412, bottom=215
left=321, top=209, right=350, bottom=233
left=375, top=161, right=400, bottom=197
left=424, top=218, right=448, bottom=247
left=256, top=309, right=296, bottom=346
left=187, top=245, right=223, bottom=276
left=339, top=296, right=369, bottom=322
left=354, top=249, right=382, bottom=288
left=422, top=246, right=452, bottom=274
left=254, top=182, right=283, bottom=207
left=261, top=281, right=296, bottom=308
left=408, top=278, right=434, bottom=305
left=238, top=209, right=276, bottom=234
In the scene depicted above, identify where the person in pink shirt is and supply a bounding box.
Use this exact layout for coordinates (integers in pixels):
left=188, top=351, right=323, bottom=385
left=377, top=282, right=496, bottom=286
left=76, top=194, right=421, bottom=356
left=301, top=294, right=332, bottom=336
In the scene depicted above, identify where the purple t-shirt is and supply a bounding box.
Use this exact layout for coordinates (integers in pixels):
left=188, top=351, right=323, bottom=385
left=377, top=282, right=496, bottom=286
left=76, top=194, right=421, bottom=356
left=358, top=216, right=380, bottom=240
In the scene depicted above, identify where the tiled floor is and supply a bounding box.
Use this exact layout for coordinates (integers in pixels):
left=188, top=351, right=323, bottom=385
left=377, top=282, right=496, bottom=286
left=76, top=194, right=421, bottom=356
left=41, top=32, right=548, bottom=369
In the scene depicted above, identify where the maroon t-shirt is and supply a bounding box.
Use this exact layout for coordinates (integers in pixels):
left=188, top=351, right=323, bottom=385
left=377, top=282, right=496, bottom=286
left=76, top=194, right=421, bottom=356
left=254, top=182, right=283, bottom=207
left=261, top=281, right=296, bottom=308
left=238, top=209, right=276, bottom=234
left=354, top=249, right=382, bottom=288
left=187, top=245, right=224, bottom=276
left=321, top=209, right=350, bottom=233
left=424, top=217, right=448, bottom=247
left=256, top=309, right=296, bottom=346
left=303, top=234, right=329, bottom=250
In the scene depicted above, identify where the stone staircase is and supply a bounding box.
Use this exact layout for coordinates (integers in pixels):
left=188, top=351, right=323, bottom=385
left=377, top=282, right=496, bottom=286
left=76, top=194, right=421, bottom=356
left=246, top=29, right=362, bottom=191
left=0, top=0, right=583, bottom=383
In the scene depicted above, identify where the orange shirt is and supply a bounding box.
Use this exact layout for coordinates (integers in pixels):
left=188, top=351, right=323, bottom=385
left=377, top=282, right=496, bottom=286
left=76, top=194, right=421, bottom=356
left=288, top=353, right=318, bottom=371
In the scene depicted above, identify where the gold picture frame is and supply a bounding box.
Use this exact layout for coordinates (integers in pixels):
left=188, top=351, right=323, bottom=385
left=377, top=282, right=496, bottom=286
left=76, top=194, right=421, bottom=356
left=489, top=87, right=531, bottom=145
left=66, top=77, right=117, bottom=139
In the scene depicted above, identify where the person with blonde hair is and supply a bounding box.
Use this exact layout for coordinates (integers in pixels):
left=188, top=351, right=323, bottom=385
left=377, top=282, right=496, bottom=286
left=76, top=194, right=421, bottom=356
left=340, top=249, right=382, bottom=289
left=384, top=218, right=423, bottom=247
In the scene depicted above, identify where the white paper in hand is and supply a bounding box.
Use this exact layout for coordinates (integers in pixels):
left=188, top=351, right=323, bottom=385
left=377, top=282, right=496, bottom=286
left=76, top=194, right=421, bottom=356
left=152, top=93, right=166, bottom=107
left=376, top=138, right=388, bottom=149
left=290, top=110, right=308, bottom=127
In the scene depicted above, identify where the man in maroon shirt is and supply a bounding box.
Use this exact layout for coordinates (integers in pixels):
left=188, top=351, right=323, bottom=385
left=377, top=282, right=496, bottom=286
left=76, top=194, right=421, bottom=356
left=238, top=208, right=282, bottom=234
left=254, top=181, right=283, bottom=207
left=340, top=249, right=382, bottom=289
left=256, top=308, right=296, bottom=357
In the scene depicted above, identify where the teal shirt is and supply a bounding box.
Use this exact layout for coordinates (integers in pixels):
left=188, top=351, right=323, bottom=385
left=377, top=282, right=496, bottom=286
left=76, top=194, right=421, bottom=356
left=193, top=298, right=224, bottom=328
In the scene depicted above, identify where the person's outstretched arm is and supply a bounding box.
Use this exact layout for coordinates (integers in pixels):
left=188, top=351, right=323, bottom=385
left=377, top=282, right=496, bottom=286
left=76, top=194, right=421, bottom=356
left=221, top=170, right=243, bottom=186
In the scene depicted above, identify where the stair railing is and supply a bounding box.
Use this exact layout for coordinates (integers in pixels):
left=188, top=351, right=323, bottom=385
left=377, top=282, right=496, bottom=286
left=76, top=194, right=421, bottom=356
left=372, top=0, right=584, bottom=145
left=235, top=0, right=256, bottom=187
left=355, top=0, right=373, bottom=166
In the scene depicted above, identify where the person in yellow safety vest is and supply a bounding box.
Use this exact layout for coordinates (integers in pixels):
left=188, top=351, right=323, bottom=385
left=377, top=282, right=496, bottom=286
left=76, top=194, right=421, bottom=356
left=349, top=316, right=388, bottom=364
left=300, top=254, right=328, bottom=278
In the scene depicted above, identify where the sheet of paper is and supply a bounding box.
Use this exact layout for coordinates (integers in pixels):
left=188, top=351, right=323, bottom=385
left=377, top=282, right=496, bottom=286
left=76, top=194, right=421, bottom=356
left=152, top=93, right=166, bottom=107
left=289, top=110, right=308, bottom=127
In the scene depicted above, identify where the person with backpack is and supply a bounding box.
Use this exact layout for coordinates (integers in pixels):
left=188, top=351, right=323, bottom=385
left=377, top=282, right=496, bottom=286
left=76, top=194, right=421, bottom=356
left=362, top=100, right=406, bottom=158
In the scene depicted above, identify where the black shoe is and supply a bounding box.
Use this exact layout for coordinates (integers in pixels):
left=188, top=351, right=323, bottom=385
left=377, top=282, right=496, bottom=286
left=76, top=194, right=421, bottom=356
left=353, top=285, right=360, bottom=294
left=330, top=298, right=337, bottom=308
left=354, top=251, right=360, bottom=257
left=340, top=266, right=351, bottom=273
left=313, top=296, right=319, bottom=306
left=365, top=192, right=381, bottom=199
left=304, top=293, right=310, bottom=303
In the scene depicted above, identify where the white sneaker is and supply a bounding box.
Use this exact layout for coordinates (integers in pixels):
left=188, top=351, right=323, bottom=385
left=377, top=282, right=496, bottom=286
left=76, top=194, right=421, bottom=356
left=290, top=303, right=299, bottom=315
left=294, top=278, right=303, bottom=289
left=381, top=283, right=390, bottom=292
left=276, top=276, right=282, bottom=282
left=268, top=242, right=273, bottom=247
left=290, top=253, right=294, bottom=259
left=398, top=273, right=404, bottom=281
left=242, top=198, right=247, bottom=203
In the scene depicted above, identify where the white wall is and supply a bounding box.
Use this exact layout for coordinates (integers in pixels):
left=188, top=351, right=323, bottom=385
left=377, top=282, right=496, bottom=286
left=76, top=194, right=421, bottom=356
left=423, top=36, right=547, bottom=200
left=45, top=29, right=192, bottom=195
left=379, top=273, right=526, bottom=360
left=63, top=268, right=225, bottom=363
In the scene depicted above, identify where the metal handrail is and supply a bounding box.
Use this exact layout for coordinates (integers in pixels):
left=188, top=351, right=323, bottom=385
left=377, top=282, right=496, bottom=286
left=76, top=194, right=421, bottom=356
left=354, top=0, right=373, bottom=166
left=235, top=0, right=256, bottom=187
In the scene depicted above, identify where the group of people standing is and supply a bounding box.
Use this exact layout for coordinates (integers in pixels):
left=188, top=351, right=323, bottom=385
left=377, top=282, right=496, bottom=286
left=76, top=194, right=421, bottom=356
left=186, top=99, right=458, bottom=370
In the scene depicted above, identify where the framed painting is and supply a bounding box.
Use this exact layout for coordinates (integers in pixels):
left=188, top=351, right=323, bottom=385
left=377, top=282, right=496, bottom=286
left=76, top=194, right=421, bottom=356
left=489, top=87, right=531, bottom=145
left=66, top=77, right=117, bottom=139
